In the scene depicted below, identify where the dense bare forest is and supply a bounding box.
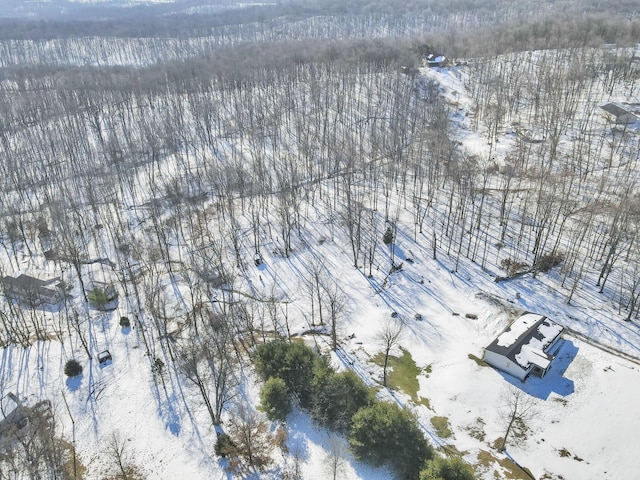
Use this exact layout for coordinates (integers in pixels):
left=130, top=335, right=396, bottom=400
left=1, top=2, right=638, bottom=325
left=0, top=1, right=639, bottom=478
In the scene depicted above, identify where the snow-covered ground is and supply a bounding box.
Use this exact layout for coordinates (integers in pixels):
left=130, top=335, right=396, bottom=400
left=3, top=229, right=639, bottom=479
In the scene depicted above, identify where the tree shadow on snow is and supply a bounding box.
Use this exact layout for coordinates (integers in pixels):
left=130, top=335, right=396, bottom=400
left=286, top=410, right=393, bottom=479
left=160, top=392, right=181, bottom=436
left=150, top=362, right=183, bottom=437
left=65, top=374, right=83, bottom=392
left=501, top=338, right=577, bottom=400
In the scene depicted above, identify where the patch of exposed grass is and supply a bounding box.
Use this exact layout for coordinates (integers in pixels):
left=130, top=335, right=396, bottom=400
left=103, top=466, right=145, bottom=480
left=466, top=417, right=486, bottom=442
left=500, top=458, right=534, bottom=480
left=476, top=449, right=535, bottom=480
left=476, top=449, right=494, bottom=468
left=468, top=353, right=489, bottom=367
left=430, top=416, right=453, bottom=439
left=59, top=439, right=86, bottom=480
left=417, top=396, right=432, bottom=410
left=491, top=437, right=504, bottom=450
left=371, top=352, right=384, bottom=365
left=371, top=348, right=426, bottom=404
left=439, top=444, right=467, bottom=457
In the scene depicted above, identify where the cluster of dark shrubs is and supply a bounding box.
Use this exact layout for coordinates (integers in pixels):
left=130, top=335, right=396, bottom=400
left=499, top=257, right=530, bottom=277
left=253, top=341, right=372, bottom=432
left=214, top=432, right=236, bottom=458
left=500, top=251, right=564, bottom=278
left=64, top=359, right=83, bottom=377
left=245, top=339, right=472, bottom=480
left=534, top=252, right=564, bottom=273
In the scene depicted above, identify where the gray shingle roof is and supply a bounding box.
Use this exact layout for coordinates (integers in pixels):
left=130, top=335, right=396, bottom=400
left=485, top=313, right=563, bottom=369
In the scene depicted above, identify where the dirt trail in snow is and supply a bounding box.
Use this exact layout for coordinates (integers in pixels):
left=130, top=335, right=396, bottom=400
left=564, top=327, right=640, bottom=366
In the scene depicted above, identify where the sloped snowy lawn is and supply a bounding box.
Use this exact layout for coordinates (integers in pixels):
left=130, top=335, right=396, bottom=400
left=226, top=185, right=640, bottom=479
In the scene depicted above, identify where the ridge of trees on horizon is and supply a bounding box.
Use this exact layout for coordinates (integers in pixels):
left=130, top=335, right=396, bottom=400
left=0, top=4, right=638, bottom=67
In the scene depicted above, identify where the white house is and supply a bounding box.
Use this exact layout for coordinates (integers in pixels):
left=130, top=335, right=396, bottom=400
left=483, top=313, right=563, bottom=381
left=423, top=54, right=447, bottom=68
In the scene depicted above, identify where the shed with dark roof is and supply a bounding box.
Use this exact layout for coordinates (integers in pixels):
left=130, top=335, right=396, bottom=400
left=600, top=103, right=639, bottom=125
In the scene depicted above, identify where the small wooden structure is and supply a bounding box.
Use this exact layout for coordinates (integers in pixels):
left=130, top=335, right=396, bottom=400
left=97, top=350, right=112, bottom=365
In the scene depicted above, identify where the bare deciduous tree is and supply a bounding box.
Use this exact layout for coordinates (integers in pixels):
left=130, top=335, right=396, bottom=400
left=223, top=407, right=274, bottom=476
left=0, top=401, right=68, bottom=480
left=177, top=312, right=239, bottom=426
left=323, top=281, right=347, bottom=351
left=498, top=386, right=536, bottom=451
left=324, top=433, right=348, bottom=480
left=105, top=431, right=145, bottom=479
left=377, top=319, right=404, bottom=387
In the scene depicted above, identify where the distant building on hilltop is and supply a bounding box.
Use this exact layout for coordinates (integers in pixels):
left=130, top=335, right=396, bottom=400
left=1, top=274, right=64, bottom=306
left=423, top=53, right=447, bottom=68
left=483, top=313, right=564, bottom=381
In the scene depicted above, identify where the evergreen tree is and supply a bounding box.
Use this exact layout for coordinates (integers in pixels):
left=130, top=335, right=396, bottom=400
left=311, top=370, right=373, bottom=431
left=350, top=402, right=433, bottom=479
left=64, top=359, right=83, bottom=377
left=260, top=377, right=292, bottom=421
left=253, top=340, right=329, bottom=406
left=383, top=226, right=394, bottom=245
left=419, top=456, right=475, bottom=480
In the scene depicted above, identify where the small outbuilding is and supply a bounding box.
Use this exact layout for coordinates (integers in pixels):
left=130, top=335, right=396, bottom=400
left=483, top=313, right=563, bottom=381
left=87, top=281, right=118, bottom=310
left=97, top=350, right=112, bottom=365
left=600, top=103, right=639, bottom=125
left=89, top=281, right=117, bottom=301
